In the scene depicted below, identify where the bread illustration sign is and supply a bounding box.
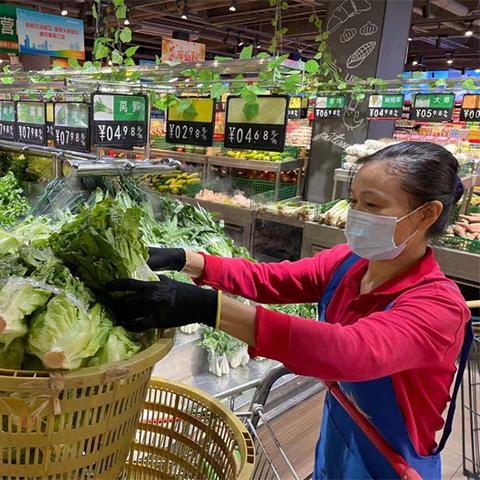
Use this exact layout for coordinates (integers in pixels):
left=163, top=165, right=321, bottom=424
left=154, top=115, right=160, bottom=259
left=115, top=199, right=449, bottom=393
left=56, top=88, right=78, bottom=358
left=346, top=41, right=376, bottom=69
left=326, top=0, right=372, bottom=33
left=340, top=28, right=357, bottom=43
left=360, top=21, right=378, bottom=36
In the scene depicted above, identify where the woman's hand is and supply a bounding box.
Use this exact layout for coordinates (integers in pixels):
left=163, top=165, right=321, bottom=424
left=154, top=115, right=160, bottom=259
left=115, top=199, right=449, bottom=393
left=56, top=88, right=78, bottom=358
left=147, top=247, right=205, bottom=277
left=106, top=276, right=219, bottom=332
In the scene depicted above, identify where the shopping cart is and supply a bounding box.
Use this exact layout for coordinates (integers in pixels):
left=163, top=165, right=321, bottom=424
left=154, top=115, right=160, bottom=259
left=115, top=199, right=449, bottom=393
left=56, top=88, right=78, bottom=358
left=462, top=300, right=480, bottom=479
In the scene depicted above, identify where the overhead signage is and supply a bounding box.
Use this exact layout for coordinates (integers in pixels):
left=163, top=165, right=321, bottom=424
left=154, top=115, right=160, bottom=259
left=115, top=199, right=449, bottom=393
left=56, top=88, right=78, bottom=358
left=0, top=4, right=18, bottom=53
left=166, top=97, right=215, bottom=147
left=314, top=96, right=345, bottom=119
left=368, top=94, right=404, bottom=120
left=224, top=95, right=289, bottom=152
left=460, top=94, right=480, bottom=122
left=16, top=101, right=46, bottom=145
left=54, top=102, right=90, bottom=152
left=0, top=100, right=16, bottom=140
left=410, top=93, right=455, bottom=122
left=161, top=37, right=205, bottom=63
left=92, top=93, right=147, bottom=148
left=17, top=8, right=85, bottom=59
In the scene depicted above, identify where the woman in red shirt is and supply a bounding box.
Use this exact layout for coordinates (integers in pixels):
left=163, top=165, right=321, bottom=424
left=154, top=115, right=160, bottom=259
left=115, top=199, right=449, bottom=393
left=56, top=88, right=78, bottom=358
left=108, top=141, right=471, bottom=479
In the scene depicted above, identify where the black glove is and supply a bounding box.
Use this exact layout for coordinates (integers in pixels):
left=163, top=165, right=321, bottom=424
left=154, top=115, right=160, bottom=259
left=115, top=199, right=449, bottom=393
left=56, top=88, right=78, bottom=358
left=147, top=247, right=186, bottom=272
left=106, top=276, right=219, bottom=332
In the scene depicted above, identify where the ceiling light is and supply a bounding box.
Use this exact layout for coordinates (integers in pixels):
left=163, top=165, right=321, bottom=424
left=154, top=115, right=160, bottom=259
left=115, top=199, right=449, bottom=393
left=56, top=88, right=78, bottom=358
left=447, top=58, right=453, bottom=65
left=238, top=38, right=244, bottom=47
left=465, top=30, right=473, bottom=37
left=60, top=3, right=68, bottom=16
left=181, top=12, right=188, bottom=19
left=408, top=37, right=413, bottom=41
left=412, top=60, right=418, bottom=66
left=181, top=1, right=189, bottom=20
left=124, top=19, right=130, bottom=25
left=229, top=1, right=237, bottom=12
left=476, top=68, right=480, bottom=73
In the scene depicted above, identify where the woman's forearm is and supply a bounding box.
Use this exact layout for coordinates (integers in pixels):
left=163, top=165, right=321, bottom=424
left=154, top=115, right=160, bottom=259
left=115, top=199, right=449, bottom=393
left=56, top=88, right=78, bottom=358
left=182, top=250, right=205, bottom=277
left=219, top=295, right=256, bottom=347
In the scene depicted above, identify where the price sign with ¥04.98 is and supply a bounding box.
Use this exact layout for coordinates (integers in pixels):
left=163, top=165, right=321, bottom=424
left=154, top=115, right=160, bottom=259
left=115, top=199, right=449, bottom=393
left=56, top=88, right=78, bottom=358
left=368, top=94, right=404, bottom=120
left=0, top=100, right=16, bottom=141
left=54, top=102, right=90, bottom=152
left=16, top=101, right=46, bottom=145
left=314, top=96, right=345, bottom=119
left=410, top=94, right=455, bottom=122
left=166, top=98, right=215, bottom=147
left=460, top=94, right=480, bottom=122
left=224, top=95, right=289, bottom=152
left=92, top=94, right=147, bottom=148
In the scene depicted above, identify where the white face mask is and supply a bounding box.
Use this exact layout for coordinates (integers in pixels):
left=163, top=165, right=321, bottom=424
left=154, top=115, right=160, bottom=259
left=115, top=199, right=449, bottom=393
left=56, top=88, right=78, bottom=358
left=345, top=204, right=426, bottom=261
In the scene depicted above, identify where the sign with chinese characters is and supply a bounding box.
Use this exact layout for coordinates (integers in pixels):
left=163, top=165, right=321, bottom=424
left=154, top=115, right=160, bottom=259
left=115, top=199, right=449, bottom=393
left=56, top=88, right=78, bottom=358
left=0, top=100, right=16, bottom=140
left=16, top=101, right=46, bottom=145
left=92, top=94, right=147, bottom=148
left=314, top=96, right=346, bottom=119
left=410, top=94, right=455, bottom=122
left=460, top=94, right=480, bottom=122
left=161, top=37, right=205, bottom=63
left=17, top=8, right=84, bottom=59
left=0, top=4, right=18, bottom=53
left=224, top=95, right=289, bottom=152
left=368, top=94, right=404, bottom=120
left=288, top=97, right=305, bottom=119
left=166, top=98, right=215, bottom=147
left=54, top=102, right=90, bottom=152
left=46, top=102, right=54, bottom=140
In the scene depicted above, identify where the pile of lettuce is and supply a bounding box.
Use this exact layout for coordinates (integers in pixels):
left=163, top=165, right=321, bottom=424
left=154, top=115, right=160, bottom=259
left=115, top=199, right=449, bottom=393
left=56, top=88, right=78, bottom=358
left=0, top=172, right=29, bottom=229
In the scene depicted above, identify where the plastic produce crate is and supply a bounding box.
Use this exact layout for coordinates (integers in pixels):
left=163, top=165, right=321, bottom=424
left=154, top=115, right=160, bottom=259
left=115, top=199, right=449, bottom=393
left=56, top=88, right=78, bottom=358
left=232, top=177, right=297, bottom=201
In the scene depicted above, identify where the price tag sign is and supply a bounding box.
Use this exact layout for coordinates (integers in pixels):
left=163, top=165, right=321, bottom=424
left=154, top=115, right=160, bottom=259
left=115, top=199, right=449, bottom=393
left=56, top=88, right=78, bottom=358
left=92, top=93, right=147, bottom=148
left=224, top=95, right=289, bottom=152
left=368, top=94, right=404, bottom=120
left=16, top=101, right=46, bottom=145
left=314, top=96, right=345, bottom=119
left=288, top=97, right=305, bottom=119
left=460, top=94, right=480, bottom=122
left=410, top=94, right=454, bottom=122
left=46, top=103, right=54, bottom=140
left=166, top=97, right=215, bottom=147
left=0, top=100, right=16, bottom=141
left=54, top=102, right=90, bottom=152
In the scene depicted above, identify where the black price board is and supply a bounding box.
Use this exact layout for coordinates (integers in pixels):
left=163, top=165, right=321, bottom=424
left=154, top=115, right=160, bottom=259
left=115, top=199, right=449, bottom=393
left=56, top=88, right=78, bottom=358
left=288, top=97, right=306, bottom=119
left=16, top=101, right=46, bottom=145
left=54, top=102, right=90, bottom=152
left=92, top=93, right=147, bottom=148
left=367, top=94, right=404, bottom=120
left=410, top=94, right=455, bottom=122
left=166, top=98, right=215, bottom=147
left=314, top=95, right=345, bottom=119
left=460, top=94, right=480, bottom=122
left=0, top=100, right=16, bottom=141
left=46, top=103, right=54, bottom=140
left=224, top=95, right=289, bottom=152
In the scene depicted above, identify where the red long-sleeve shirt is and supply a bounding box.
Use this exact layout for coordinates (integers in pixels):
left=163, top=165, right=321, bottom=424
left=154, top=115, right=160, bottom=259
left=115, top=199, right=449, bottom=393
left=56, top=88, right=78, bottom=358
left=196, top=244, right=470, bottom=456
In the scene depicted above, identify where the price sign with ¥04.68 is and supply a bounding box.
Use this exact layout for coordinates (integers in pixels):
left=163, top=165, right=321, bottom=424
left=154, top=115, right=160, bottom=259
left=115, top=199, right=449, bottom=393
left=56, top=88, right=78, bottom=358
left=92, top=94, right=147, bottom=148
left=410, top=94, right=455, bottom=122
left=0, top=100, right=16, bottom=141
left=314, top=96, right=345, bottom=119
left=224, top=95, right=289, bottom=152
left=368, top=94, right=404, bottom=120
left=16, top=101, right=46, bottom=145
left=166, top=98, right=215, bottom=147
left=54, top=102, right=90, bottom=152
left=460, top=94, right=480, bottom=122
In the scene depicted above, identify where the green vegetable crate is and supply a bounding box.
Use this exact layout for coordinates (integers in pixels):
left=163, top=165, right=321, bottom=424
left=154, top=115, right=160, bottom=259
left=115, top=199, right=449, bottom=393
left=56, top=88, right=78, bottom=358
left=232, top=177, right=297, bottom=201
left=0, top=329, right=175, bottom=479
left=434, top=235, right=480, bottom=254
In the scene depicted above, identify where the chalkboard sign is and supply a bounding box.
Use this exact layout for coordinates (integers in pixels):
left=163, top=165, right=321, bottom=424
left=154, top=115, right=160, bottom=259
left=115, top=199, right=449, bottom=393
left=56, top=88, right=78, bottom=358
left=92, top=93, right=147, bottom=148
left=166, top=98, right=215, bottom=147
left=54, top=102, right=90, bottom=152
left=460, top=94, right=480, bottom=122
left=368, top=94, right=404, bottom=120
left=224, top=95, right=289, bottom=152
left=410, top=94, right=454, bottom=122
left=314, top=96, right=346, bottom=119
left=16, top=101, right=46, bottom=145
left=0, top=100, right=16, bottom=141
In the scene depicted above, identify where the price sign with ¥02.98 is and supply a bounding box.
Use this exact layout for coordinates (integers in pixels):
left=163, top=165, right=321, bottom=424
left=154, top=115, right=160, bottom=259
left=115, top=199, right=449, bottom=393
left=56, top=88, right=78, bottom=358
left=54, top=102, right=90, bottom=152
left=92, top=94, right=147, bottom=148
left=410, top=94, right=455, bottom=122
left=460, top=94, right=480, bottom=122
left=0, top=100, right=16, bottom=141
left=16, top=101, right=46, bottom=145
left=224, top=95, right=289, bottom=152
left=166, top=98, right=215, bottom=147
left=314, top=96, right=345, bottom=119
left=368, top=94, right=404, bottom=120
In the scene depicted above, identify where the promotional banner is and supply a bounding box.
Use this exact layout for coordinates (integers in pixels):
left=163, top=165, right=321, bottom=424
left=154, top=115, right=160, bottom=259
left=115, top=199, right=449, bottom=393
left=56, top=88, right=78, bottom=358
left=0, top=4, right=18, bottom=53
left=17, top=8, right=84, bottom=59
left=161, top=37, right=205, bottom=63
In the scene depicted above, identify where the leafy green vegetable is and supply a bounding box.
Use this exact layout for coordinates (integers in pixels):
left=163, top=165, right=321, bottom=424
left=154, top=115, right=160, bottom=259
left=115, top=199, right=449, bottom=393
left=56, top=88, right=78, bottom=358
left=94, top=98, right=112, bottom=114
left=0, top=172, right=29, bottom=228
left=0, top=338, right=24, bottom=369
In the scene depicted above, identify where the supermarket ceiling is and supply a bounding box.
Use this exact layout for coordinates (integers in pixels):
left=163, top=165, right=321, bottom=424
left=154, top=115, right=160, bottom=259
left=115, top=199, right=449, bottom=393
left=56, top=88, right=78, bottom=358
left=5, top=0, right=480, bottom=70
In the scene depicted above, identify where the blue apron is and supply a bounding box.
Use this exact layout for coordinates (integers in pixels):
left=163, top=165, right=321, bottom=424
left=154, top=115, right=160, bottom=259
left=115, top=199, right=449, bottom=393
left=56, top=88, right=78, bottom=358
left=313, top=253, right=473, bottom=479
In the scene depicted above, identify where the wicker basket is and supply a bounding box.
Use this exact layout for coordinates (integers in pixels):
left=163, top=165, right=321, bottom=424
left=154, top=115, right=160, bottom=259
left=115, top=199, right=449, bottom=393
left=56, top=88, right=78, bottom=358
left=0, top=329, right=175, bottom=479
left=123, top=378, right=255, bottom=480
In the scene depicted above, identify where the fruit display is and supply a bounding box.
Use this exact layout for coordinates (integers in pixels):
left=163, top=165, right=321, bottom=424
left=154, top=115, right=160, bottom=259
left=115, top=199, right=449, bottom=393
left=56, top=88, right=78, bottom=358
left=225, top=149, right=294, bottom=162
left=233, top=168, right=298, bottom=184
left=141, top=171, right=202, bottom=196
